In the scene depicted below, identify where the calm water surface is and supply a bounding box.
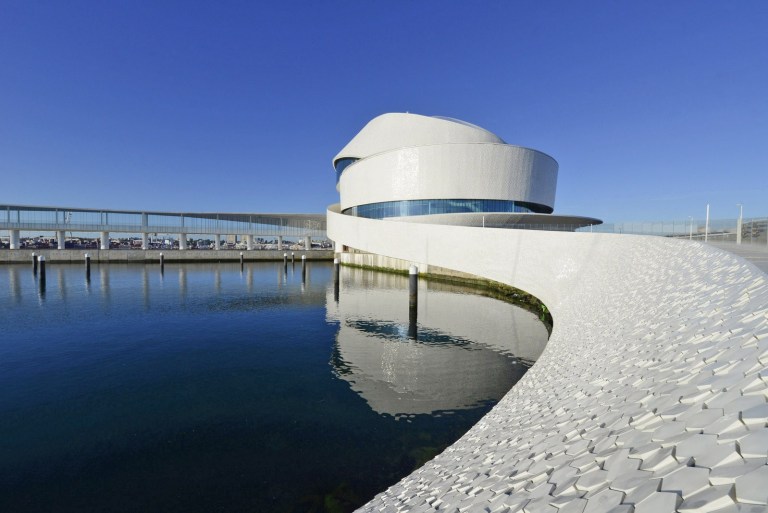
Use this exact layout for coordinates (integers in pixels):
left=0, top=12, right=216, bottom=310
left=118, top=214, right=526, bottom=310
left=0, top=261, right=548, bottom=512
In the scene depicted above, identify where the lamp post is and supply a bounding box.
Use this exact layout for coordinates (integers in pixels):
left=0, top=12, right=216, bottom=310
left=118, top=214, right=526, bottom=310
left=736, top=204, right=743, bottom=245
left=705, top=204, right=710, bottom=243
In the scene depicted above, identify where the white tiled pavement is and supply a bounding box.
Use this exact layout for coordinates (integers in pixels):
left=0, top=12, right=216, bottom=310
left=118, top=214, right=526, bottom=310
left=328, top=208, right=768, bottom=513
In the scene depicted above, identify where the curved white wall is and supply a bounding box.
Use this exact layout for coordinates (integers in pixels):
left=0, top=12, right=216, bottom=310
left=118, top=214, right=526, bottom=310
left=333, top=113, right=505, bottom=165
left=339, top=143, right=557, bottom=213
left=328, top=205, right=768, bottom=512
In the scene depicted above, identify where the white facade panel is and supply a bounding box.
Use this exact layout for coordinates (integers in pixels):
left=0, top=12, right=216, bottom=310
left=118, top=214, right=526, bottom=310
left=333, top=113, right=504, bottom=165
left=339, top=143, right=557, bottom=212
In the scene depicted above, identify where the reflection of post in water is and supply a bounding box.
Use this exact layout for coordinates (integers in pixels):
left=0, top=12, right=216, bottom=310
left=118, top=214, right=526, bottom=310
left=408, top=265, right=418, bottom=340
left=247, top=266, right=253, bottom=294
left=57, top=267, right=67, bottom=301
left=179, top=267, right=187, bottom=300
left=333, top=258, right=340, bottom=303
left=8, top=266, right=21, bottom=304
left=214, top=267, right=221, bottom=295
left=99, top=264, right=109, bottom=302
left=142, top=265, right=150, bottom=310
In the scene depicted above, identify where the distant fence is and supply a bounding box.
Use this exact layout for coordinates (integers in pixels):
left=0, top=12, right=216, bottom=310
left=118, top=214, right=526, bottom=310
left=579, top=217, right=768, bottom=245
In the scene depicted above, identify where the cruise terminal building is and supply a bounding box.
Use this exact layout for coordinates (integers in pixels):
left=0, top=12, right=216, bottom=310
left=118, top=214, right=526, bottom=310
left=332, top=113, right=601, bottom=230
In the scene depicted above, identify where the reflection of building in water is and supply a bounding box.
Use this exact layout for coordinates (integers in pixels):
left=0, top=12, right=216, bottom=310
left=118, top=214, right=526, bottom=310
left=327, top=269, right=548, bottom=416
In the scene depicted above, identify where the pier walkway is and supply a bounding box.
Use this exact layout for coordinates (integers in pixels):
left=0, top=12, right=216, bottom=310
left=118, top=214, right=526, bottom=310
left=708, top=241, right=768, bottom=274
left=1, top=204, right=327, bottom=251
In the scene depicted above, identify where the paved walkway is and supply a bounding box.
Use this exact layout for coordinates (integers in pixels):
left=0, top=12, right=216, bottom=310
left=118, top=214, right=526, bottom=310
left=707, top=241, right=768, bottom=273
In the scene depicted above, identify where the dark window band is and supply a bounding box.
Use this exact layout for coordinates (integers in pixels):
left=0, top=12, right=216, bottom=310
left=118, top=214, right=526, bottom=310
left=342, top=199, right=552, bottom=219
left=334, top=158, right=359, bottom=184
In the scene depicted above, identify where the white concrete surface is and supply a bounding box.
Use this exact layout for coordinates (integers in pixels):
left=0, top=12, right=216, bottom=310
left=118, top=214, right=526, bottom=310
left=334, top=113, right=505, bottom=165
left=327, top=205, right=768, bottom=513
left=339, top=143, right=558, bottom=213
left=9, top=229, right=20, bottom=250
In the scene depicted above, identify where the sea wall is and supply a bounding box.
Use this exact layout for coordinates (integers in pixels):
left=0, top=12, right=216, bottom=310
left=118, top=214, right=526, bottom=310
left=0, top=249, right=333, bottom=263
left=328, top=205, right=768, bottom=512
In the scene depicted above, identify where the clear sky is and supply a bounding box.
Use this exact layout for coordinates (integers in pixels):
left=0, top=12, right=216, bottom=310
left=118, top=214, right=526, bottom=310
left=1, top=1, right=766, bottom=222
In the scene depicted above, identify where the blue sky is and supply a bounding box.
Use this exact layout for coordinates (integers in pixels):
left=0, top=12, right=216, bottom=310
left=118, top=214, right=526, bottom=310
left=1, top=1, right=766, bottom=222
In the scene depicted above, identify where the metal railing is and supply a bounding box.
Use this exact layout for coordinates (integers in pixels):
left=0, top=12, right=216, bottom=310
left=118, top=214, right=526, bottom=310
left=0, top=204, right=328, bottom=238
left=577, top=217, right=768, bottom=245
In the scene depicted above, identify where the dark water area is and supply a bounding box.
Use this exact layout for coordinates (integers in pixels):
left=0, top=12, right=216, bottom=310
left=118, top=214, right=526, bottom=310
left=0, top=262, right=548, bottom=513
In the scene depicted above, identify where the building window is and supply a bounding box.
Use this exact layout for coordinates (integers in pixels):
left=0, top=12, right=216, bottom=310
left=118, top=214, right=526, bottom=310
left=343, top=199, right=552, bottom=219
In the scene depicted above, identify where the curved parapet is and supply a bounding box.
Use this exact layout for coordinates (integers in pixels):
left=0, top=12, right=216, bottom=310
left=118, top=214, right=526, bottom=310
left=327, top=204, right=768, bottom=512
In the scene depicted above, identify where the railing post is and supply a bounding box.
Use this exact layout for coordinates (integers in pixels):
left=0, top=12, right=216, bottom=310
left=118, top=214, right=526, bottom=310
left=705, top=204, right=710, bottom=243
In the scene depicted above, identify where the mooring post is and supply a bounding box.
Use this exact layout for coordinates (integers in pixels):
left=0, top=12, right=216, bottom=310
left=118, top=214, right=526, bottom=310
left=240, top=251, right=244, bottom=271
left=409, top=265, right=419, bottom=300
left=283, top=253, right=288, bottom=273
left=85, top=253, right=91, bottom=281
left=32, top=252, right=38, bottom=275
left=39, top=255, right=46, bottom=287
left=160, top=252, right=165, bottom=274
left=291, top=252, right=295, bottom=264
left=333, top=258, right=340, bottom=302
left=301, top=254, right=307, bottom=283
left=408, top=265, right=418, bottom=339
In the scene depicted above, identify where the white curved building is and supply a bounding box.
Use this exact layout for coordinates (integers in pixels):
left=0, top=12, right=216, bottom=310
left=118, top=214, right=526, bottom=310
left=333, top=113, right=599, bottom=228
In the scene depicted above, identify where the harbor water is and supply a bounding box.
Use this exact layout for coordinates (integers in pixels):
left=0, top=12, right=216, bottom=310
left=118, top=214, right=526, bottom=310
left=0, top=261, right=548, bottom=513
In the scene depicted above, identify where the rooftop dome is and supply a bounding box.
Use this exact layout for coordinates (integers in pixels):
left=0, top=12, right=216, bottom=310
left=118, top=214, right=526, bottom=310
left=333, top=113, right=505, bottom=169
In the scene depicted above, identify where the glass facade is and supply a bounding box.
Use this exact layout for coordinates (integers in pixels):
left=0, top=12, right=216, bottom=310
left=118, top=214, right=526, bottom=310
left=334, top=158, right=359, bottom=183
left=343, top=199, right=551, bottom=219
